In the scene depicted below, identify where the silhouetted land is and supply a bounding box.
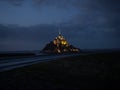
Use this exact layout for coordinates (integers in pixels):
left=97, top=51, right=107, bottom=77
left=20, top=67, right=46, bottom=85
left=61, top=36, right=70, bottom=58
left=0, top=53, right=35, bottom=57
left=0, top=52, right=35, bottom=59
left=0, top=51, right=120, bottom=90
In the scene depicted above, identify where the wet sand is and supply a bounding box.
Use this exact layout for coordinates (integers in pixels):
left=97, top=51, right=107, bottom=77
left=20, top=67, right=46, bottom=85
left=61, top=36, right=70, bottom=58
left=0, top=52, right=120, bottom=90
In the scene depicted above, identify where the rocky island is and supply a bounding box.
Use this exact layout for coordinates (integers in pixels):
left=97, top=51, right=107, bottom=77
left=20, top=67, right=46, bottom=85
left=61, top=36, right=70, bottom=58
left=42, top=31, right=80, bottom=53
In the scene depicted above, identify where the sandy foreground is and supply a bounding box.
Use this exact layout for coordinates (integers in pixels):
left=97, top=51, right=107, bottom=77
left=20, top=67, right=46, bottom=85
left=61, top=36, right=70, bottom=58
left=0, top=52, right=120, bottom=90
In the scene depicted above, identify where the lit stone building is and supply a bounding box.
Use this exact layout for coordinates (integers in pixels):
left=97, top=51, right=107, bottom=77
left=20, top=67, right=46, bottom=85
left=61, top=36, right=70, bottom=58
left=42, top=31, right=80, bottom=53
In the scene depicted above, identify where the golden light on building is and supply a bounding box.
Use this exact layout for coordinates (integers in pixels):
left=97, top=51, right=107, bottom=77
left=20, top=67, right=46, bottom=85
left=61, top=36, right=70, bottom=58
left=42, top=29, right=80, bottom=53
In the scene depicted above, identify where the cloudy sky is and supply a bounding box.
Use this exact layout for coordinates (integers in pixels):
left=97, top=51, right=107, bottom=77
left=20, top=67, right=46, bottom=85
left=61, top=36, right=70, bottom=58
left=0, top=0, right=120, bottom=51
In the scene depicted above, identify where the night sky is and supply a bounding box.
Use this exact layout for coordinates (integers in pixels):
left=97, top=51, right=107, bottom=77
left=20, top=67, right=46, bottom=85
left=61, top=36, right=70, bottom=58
left=0, top=0, right=120, bottom=51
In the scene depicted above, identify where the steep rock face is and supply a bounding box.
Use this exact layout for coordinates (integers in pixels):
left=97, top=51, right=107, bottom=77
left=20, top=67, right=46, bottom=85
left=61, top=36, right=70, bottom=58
left=42, top=33, right=80, bottom=53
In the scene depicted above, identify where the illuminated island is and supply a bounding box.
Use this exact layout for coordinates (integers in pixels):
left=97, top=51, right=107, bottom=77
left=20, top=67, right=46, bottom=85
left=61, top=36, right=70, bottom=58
left=42, top=31, right=80, bottom=53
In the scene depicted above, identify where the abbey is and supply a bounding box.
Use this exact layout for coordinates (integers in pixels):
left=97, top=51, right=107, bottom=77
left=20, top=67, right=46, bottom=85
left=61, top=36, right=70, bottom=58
left=42, top=31, right=80, bottom=53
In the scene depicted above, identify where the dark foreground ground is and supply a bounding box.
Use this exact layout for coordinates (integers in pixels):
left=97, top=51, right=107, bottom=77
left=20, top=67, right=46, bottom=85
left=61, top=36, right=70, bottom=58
left=0, top=52, right=120, bottom=90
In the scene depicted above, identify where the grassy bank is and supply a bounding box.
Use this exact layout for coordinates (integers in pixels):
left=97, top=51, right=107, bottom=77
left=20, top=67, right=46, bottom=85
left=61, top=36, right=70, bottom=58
left=0, top=52, right=120, bottom=90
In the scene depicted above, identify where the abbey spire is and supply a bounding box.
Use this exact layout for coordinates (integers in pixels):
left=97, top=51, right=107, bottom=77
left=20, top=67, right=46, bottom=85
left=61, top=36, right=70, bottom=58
left=42, top=28, right=80, bottom=53
left=58, top=27, right=61, bottom=36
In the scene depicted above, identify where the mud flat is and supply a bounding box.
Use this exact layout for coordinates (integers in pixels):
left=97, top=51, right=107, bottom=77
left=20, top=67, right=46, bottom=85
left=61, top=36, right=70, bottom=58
left=0, top=51, right=120, bottom=90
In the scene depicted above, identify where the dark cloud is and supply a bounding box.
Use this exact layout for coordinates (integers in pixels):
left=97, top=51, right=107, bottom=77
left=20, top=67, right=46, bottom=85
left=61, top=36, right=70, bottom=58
left=66, top=0, right=120, bottom=36
left=0, top=24, right=59, bottom=51
left=0, top=0, right=120, bottom=50
left=1, top=0, right=120, bottom=12
left=1, top=0, right=120, bottom=9
left=1, top=0, right=25, bottom=6
left=0, top=23, right=120, bottom=51
left=32, top=0, right=120, bottom=11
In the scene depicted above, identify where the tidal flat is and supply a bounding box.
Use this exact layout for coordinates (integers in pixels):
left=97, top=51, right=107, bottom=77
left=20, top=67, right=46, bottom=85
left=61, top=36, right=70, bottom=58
left=0, top=52, right=120, bottom=90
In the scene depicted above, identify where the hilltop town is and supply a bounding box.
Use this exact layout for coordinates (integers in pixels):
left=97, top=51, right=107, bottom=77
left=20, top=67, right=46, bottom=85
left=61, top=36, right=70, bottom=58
left=42, top=31, right=80, bottom=53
